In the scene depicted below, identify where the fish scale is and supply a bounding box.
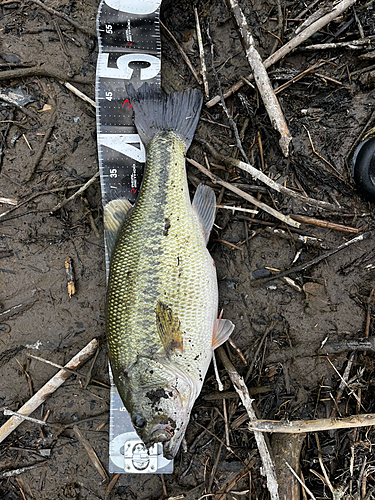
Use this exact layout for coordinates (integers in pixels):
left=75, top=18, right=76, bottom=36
left=106, top=132, right=217, bottom=376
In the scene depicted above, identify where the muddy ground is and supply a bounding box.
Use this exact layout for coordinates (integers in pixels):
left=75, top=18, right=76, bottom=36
left=0, top=0, right=375, bottom=499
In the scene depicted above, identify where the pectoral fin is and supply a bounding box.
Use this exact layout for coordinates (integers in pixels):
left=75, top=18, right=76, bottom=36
left=156, top=301, right=184, bottom=357
left=104, top=198, right=132, bottom=258
left=192, top=184, right=216, bottom=245
left=212, top=318, right=235, bottom=350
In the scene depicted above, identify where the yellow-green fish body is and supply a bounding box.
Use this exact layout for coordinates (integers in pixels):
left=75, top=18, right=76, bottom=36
left=105, top=87, right=234, bottom=459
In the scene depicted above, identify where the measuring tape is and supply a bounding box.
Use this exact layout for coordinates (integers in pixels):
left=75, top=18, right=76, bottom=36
left=96, top=0, right=173, bottom=474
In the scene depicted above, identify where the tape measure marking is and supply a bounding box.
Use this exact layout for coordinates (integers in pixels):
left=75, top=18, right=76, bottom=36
left=96, top=0, right=172, bottom=474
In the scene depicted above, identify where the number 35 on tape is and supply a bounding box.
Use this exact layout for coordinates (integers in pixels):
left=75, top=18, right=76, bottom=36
left=96, top=0, right=162, bottom=205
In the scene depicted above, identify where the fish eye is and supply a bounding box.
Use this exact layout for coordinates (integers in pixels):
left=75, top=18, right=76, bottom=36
left=132, top=414, right=147, bottom=429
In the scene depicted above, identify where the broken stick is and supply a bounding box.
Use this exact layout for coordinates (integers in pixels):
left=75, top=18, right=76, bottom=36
left=207, top=0, right=357, bottom=107
left=201, top=139, right=343, bottom=212
left=217, top=347, right=280, bottom=500
left=253, top=231, right=371, bottom=285
left=73, top=425, right=108, bottom=480
left=272, top=434, right=306, bottom=500
left=194, top=6, right=209, bottom=97
left=50, top=171, right=99, bottom=213
left=65, top=257, right=76, bottom=298
left=290, top=214, right=360, bottom=234
left=224, top=0, right=291, bottom=156
left=187, top=157, right=300, bottom=228
left=248, top=413, right=375, bottom=433
left=318, top=338, right=375, bottom=356
left=0, top=339, right=98, bottom=444
left=28, top=110, right=57, bottom=181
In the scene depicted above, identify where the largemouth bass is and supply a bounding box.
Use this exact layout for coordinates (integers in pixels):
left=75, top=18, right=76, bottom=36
left=105, top=85, right=234, bottom=459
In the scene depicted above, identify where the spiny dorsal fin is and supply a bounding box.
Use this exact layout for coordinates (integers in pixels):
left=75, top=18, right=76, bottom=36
left=156, top=301, right=184, bottom=357
left=192, top=184, right=216, bottom=245
left=212, top=318, right=235, bottom=350
left=104, top=198, right=132, bottom=259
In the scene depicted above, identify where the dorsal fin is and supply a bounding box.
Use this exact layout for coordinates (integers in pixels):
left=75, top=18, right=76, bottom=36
left=104, top=198, right=132, bottom=258
left=192, top=184, right=216, bottom=245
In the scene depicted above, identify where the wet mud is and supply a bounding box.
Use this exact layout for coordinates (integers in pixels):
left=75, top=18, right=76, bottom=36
left=0, top=0, right=375, bottom=498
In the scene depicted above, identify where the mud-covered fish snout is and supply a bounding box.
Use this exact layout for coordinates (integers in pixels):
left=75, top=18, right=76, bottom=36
left=148, top=421, right=174, bottom=443
left=133, top=417, right=174, bottom=446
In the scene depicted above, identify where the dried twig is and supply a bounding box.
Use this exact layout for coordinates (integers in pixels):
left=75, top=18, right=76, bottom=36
left=204, top=386, right=272, bottom=402
left=248, top=413, right=375, bottom=433
left=217, top=347, right=279, bottom=500
left=246, top=323, right=275, bottom=382
left=29, top=0, right=96, bottom=37
left=315, top=433, right=335, bottom=493
left=26, top=353, right=82, bottom=376
left=0, top=197, right=17, bottom=206
left=304, top=35, right=375, bottom=50
left=284, top=461, right=317, bottom=500
left=28, top=110, right=57, bottom=181
left=65, top=257, right=76, bottom=298
left=217, top=204, right=258, bottom=215
left=0, top=65, right=91, bottom=84
left=303, top=125, right=346, bottom=182
left=105, top=473, right=121, bottom=495
left=187, top=157, right=300, bottom=228
left=200, top=139, right=343, bottom=212
left=0, top=463, right=47, bottom=479
left=0, top=339, right=98, bottom=444
left=64, top=82, right=95, bottom=108
left=270, top=0, right=283, bottom=55
left=53, top=20, right=70, bottom=59
left=318, top=338, right=375, bottom=355
left=206, top=24, right=249, bottom=164
left=0, top=301, right=36, bottom=321
left=160, top=20, right=202, bottom=85
left=0, top=183, right=88, bottom=220
left=224, top=0, right=291, bottom=156
left=206, top=0, right=357, bottom=107
left=265, top=227, right=329, bottom=250
left=3, top=409, right=46, bottom=426
left=50, top=171, right=100, bottom=213
left=194, top=7, right=209, bottom=97
left=274, top=60, right=323, bottom=94
left=26, top=353, right=109, bottom=388
left=73, top=425, right=108, bottom=480
left=253, top=232, right=371, bottom=284
left=290, top=214, right=360, bottom=234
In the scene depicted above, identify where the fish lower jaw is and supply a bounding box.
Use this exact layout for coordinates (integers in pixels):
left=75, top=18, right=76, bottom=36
left=149, top=428, right=173, bottom=444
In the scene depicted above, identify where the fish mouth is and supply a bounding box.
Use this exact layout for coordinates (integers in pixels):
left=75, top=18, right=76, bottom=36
left=149, top=423, right=174, bottom=444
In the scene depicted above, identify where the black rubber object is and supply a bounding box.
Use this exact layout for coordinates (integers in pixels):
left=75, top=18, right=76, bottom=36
left=351, top=136, right=375, bottom=198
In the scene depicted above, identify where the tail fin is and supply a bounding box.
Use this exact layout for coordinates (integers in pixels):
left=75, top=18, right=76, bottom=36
left=126, top=84, right=203, bottom=152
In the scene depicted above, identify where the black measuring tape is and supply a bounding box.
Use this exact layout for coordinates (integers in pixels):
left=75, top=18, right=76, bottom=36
left=96, top=0, right=161, bottom=208
left=96, top=0, right=173, bottom=474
